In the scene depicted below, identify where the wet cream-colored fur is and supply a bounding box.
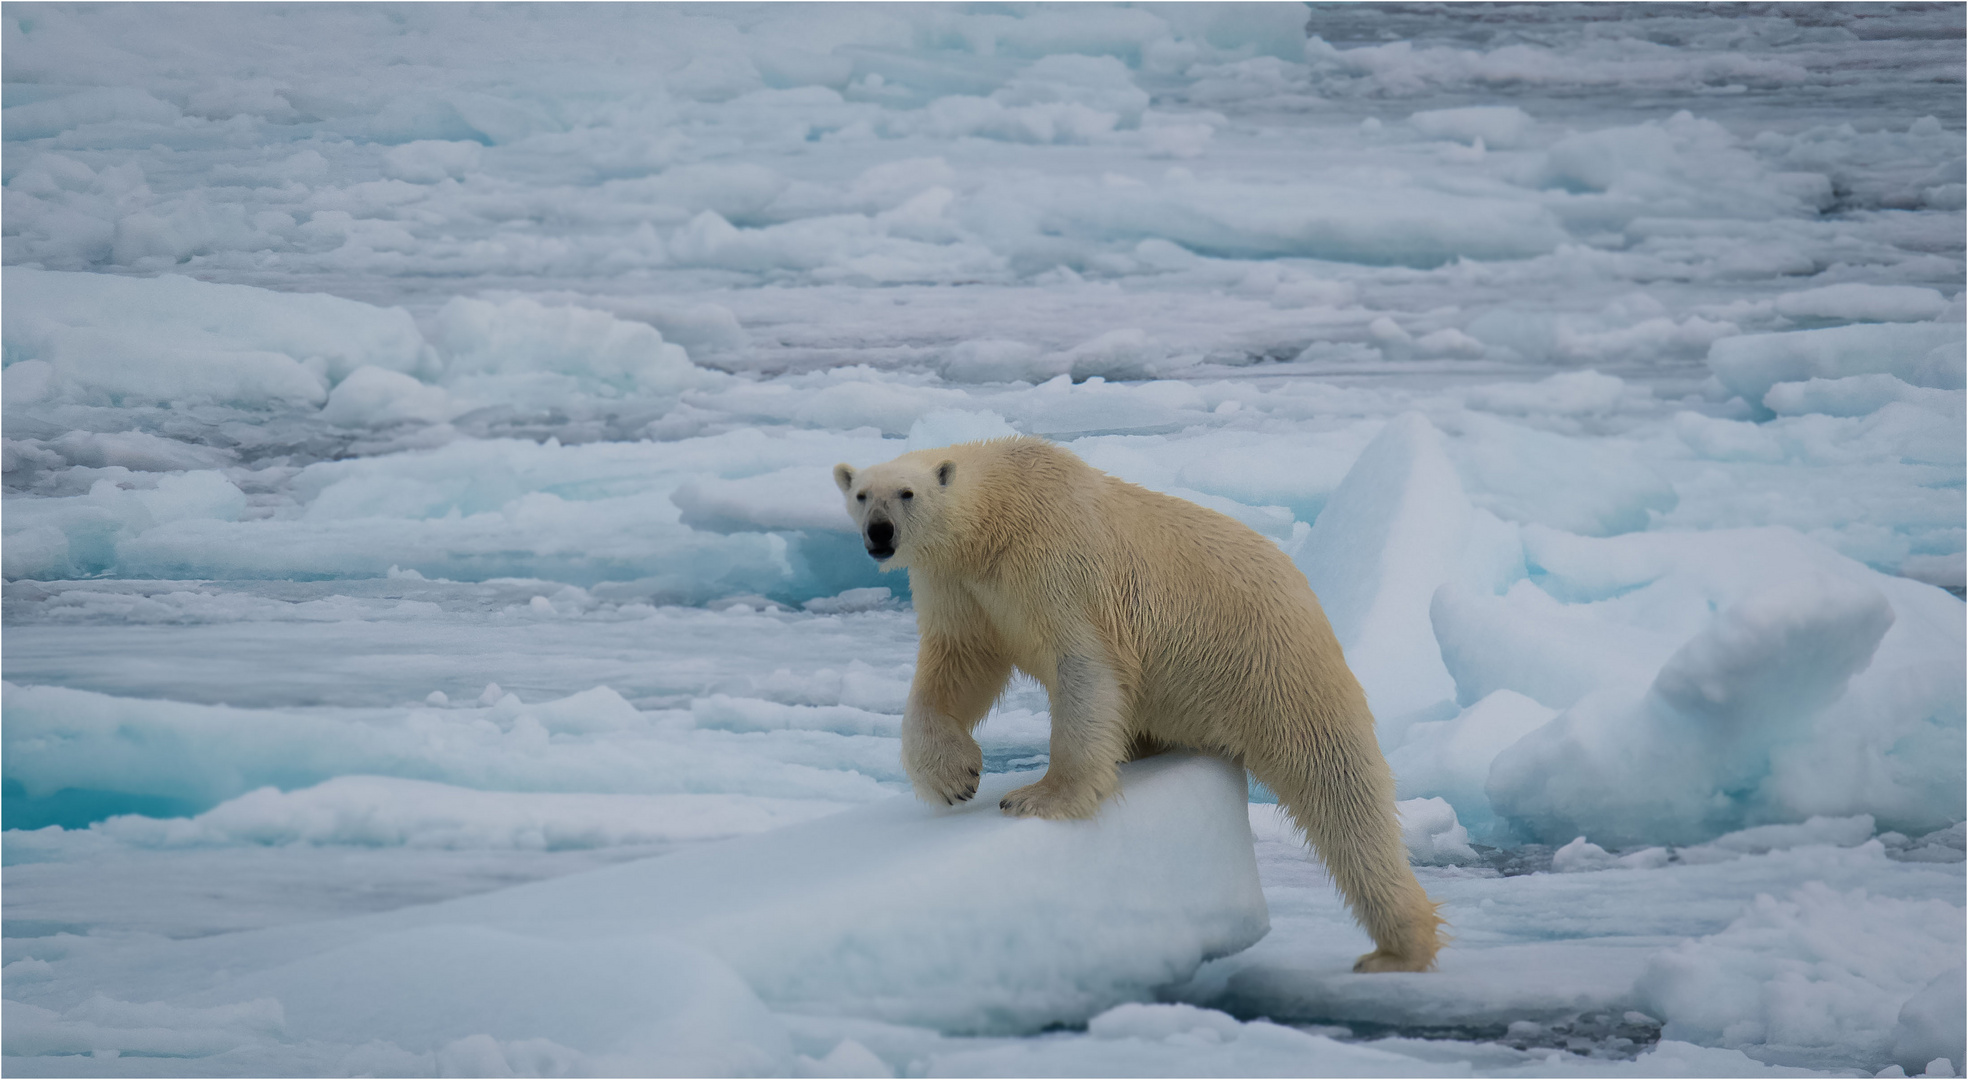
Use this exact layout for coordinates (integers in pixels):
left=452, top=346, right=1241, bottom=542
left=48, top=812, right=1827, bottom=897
left=833, top=436, right=1445, bottom=973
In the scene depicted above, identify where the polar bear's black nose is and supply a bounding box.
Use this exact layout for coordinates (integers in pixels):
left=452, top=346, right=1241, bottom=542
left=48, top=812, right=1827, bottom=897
left=865, top=520, right=895, bottom=559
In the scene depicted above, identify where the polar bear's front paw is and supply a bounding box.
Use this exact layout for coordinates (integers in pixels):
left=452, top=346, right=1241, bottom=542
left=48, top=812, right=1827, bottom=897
left=998, top=777, right=1103, bottom=820
left=915, top=764, right=980, bottom=806
left=904, top=727, right=983, bottom=807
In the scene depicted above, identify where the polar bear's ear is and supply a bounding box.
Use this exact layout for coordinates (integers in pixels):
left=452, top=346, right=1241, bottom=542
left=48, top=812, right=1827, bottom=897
left=936, top=461, right=956, bottom=486
left=833, top=463, right=856, bottom=494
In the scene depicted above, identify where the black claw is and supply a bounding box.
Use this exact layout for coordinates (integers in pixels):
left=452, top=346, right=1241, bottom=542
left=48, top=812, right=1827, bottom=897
left=967, top=768, right=979, bottom=776
left=999, top=798, right=1011, bottom=810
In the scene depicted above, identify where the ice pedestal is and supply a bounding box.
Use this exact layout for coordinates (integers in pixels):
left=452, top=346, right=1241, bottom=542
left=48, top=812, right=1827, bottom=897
left=414, top=750, right=1269, bottom=1034
left=135, top=752, right=1267, bottom=1064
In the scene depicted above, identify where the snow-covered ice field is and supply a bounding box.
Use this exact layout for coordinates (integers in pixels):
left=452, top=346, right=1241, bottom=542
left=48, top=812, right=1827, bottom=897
left=3, top=3, right=1964, bottom=1076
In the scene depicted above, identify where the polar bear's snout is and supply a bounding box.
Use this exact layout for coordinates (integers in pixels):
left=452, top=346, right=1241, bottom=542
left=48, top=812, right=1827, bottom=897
left=865, top=518, right=896, bottom=560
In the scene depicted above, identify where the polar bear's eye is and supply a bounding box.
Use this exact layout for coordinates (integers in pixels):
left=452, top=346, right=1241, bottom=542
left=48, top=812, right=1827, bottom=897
left=856, top=493, right=867, bottom=502
left=900, top=489, right=914, bottom=499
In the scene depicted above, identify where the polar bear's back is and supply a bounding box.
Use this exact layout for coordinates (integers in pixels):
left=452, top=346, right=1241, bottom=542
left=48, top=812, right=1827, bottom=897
left=920, top=437, right=1366, bottom=747
left=1089, top=467, right=1368, bottom=747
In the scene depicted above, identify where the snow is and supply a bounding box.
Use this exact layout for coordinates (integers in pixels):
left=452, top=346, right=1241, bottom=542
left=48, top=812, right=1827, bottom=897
left=3, top=3, right=1962, bottom=1077
left=7, top=755, right=1264, bottom=1070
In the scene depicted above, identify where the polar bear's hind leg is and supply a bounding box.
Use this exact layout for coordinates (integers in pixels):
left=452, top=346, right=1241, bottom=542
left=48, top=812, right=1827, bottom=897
left=1251, top=719, right=1445, bottom=973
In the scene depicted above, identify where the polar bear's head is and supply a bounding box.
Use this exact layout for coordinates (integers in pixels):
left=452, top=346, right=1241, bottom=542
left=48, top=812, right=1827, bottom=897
left=833, top=452, right=957, bottom=569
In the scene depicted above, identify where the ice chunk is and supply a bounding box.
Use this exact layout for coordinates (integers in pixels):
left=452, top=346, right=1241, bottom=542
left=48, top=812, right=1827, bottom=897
left=939, top=340, right=1065, bottom=384
left=2, top=86, right=182, bottom=140
left=911, top=93, right=1119, bottom=145
left=1085, top=1001, right=1246, bottom=1042
left=1649, top=574, right=1894, bottom=735
left=1539, top=113, right=1829, bottom=218
left=1488, top=526, right=1966, bottom=842
left=409, top=752, right=1265, bottom=1034
left=1143, top=121, right=1213, bottom=160
left=2, top=268, right=432, bottom=408
left=924, top=1001, right=1453, bottom=1077
left=801, top=586, right=897, bottom=615
left=1396, top=796, right=1478, bottom=865
left=1, top=681, right=889, bottom=829
left=1431, top=581, right=1673, bottom=709
left=2, top=471, right=248, bottom=580
left=380, top=139, right=484, bottom=184
left=1387, top=689, right=1556, bottom=843
left=1708, top=323, right=1967, bottom=409
left=218, top=930, right=792, bottom=1075
left=1899, top=552, right=1967, bottom=593
left=1688, top=815, right=1879, bottom=859
left=1004, top=375, right=1210, bottom=440
left=995, top=54, right=1148, bottom=128
left=1102, top=177, right=1569, bottom=267
left=797, top=1037, right=893, bottom=1079
left=1550, top=836, right=1617, bottom=873
left=430, top=296, right=705, bottom=394
left=85, top=775, right=850, bottom=851
left=1295, top=413, right=1519, bottom=740
left=318, top=365, right=453, bottom=427
left=1462, top=370, right=1637, bottom=417
left=671, top=466, right=853, bottom=533
left=32, top=429, right=233, bottom=473
left=1211, top=937, right=1661, bottom=1042
left=1450, top=412, right=1679, bottom=538
left=1774, top=284, right=1952, bottom=325
left=12, top=430, right=900, bottom=600
left=66, top=754, right=1264, bottom=1041
left=596, top=296, right=748, bottom=357
left=1762, top=374, right=1962, bottom=419
left=904, top=408, right=1019, bottom=452
left=2, top=996, right=284, bottom=1060
left=1409, top=105, right=1535, bottom=149
left=1488, top=573, right=1897, bottom=847
left=1893, top=967, right=1966, bottom=1078
left=1064, top=328, right=1171, bottom=381
left=1638, top=884, right=1965, bottom=1069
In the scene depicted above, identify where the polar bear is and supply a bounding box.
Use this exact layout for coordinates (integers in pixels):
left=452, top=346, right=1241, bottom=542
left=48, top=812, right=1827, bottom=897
left=833, top=436, right=1444, bottom=973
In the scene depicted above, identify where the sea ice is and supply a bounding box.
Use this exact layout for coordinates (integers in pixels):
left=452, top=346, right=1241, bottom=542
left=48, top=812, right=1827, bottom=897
left=2, top=3, right=1961, bottom=1076
left=2, top=267, right=431, bottom=409
left=7, top=753, right=1266, bottom=1070
left=1293, top=412, right=1520, bottom=741
left=1709, top=323, right=1967, bottom=411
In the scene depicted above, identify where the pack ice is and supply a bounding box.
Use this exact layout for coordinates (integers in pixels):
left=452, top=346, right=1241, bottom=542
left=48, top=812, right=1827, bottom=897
left=7, top=755, right=1264, bottom=1072
left=2, top=2, right=1963, bottom=1077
